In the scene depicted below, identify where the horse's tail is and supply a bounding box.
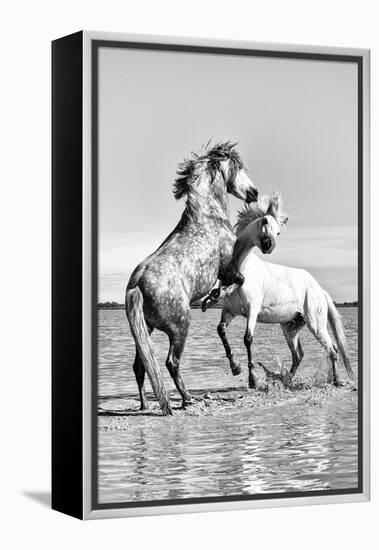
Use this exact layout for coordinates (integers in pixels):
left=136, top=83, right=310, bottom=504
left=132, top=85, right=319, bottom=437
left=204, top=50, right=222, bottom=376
left=125, top=287, right=172, bottom=415
left=324, top=291, right=355, bottom=380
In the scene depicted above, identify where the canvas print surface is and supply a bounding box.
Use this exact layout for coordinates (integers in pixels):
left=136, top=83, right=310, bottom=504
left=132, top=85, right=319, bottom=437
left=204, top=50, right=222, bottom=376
left=95, top=45, right=360, bottom=507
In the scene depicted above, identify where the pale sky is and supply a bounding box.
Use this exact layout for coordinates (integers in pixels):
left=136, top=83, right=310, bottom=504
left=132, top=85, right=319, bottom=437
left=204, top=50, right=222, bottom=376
left=98, top=47, right=358, bottom=303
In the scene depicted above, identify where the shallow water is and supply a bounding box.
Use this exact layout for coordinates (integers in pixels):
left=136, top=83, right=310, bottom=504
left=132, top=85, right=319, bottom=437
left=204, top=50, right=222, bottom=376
left=97, top=308, right=358, bottom=504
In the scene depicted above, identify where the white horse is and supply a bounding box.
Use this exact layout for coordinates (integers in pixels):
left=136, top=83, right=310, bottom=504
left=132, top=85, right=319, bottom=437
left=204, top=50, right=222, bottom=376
left=211, top=193, right=355, bottom=390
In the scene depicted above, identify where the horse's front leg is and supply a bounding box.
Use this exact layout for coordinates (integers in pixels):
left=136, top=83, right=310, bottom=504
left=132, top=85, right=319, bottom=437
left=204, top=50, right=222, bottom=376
left=244, top=314, right=264, bottom=390
left=202, top=270, right=245, bottom=311
left=217, top=309, right=241, bottom=375
left=202, top=281, right=222, bottom=311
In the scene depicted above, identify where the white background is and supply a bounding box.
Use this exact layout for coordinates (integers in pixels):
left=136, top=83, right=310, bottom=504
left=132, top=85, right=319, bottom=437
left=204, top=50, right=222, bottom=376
left=1, top=1, right=377, bottom=549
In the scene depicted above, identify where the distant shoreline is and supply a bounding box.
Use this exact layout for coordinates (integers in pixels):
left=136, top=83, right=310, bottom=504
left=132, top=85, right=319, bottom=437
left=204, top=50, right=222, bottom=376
left=98, top=301, right=358, bottom=310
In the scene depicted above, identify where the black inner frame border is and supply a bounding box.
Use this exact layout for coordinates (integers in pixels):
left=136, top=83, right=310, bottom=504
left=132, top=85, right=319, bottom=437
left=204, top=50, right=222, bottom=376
left=91, top=39, right=364, bottom=511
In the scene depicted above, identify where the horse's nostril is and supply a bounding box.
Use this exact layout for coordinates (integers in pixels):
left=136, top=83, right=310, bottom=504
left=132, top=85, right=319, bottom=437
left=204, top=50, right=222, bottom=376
left=261, top=236, right=273, bottom=253
left=246, top=188, right=258, bottom=203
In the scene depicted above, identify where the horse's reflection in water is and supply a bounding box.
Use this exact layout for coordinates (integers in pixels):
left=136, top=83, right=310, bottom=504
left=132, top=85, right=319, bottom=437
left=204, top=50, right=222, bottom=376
left=125, top=142, right=258, bottom=415
left=123, top=419, right=250, bottom=501
left=99, top=398, right=358, bottom=503
left=240, top=404, right=356, bottom=493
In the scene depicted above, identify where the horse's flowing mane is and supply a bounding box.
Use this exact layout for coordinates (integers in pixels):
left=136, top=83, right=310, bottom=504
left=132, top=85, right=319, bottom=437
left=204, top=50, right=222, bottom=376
left=173, top=141, right=244, bottom=201
left=235, top=192, right=288, bottom=236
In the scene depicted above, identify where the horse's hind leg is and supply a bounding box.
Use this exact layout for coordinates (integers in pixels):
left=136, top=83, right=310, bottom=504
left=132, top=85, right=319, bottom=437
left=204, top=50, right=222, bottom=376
left=217, top=309, right=241, bottom=375
left=166, top=322, right=194, bottom=408
left=132, top=324, right=154, bottom=410
left=281, top=315, right=306, bottom=377
left=133, top=351, right=149, bottom=410
left=312, top=328, right=341, bottom=386
left=304, top=308, right=341, bottom=387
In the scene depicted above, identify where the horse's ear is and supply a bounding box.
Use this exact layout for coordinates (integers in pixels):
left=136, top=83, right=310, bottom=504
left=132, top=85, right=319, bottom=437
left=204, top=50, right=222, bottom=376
left=266, top=194, right=280, bottom=218
left=266, top=193, right=288, bottom=227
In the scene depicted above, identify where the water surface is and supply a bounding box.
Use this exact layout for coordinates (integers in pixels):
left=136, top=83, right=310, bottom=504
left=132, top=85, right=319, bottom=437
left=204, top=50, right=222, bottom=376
left=98, top=308, right=358, bottom=503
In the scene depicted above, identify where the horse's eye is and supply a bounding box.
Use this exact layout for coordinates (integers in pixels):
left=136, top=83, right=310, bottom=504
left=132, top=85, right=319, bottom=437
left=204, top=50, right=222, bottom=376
left=277, top=232, right=280, bottom=236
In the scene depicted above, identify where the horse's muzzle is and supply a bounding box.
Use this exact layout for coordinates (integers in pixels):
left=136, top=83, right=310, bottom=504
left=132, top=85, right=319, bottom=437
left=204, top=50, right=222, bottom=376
left=260, top=237, right=275, bottom=254
left=245, top=188, right=258, bottom=203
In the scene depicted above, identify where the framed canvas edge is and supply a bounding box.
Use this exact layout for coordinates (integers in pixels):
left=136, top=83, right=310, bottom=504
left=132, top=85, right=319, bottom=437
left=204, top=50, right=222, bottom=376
left=84, top=492, right=368, bottom=521
left=81, top=31, right=370, bottom=520
left=82, top=29, right=370, bottom=57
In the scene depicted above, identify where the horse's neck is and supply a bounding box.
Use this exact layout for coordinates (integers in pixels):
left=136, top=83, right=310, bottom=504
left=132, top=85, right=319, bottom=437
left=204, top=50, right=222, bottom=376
left=185, top=197, right=231, bottom=226
left=157, top=203, right=232, bottom=254
left=235, top=244, right=257, bottom=272
left=186, top=172, right=230, bottom=222
left=232, top=227, right=258, bottom=268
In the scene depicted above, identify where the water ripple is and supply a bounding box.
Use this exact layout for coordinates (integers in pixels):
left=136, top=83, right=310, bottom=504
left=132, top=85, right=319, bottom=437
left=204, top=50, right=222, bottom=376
left=98, top=308, right=358, bottom=503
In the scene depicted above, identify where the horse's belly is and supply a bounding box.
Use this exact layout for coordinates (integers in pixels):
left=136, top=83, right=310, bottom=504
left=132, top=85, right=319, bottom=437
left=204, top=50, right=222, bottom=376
left=257, top=302, right=300, bottom=324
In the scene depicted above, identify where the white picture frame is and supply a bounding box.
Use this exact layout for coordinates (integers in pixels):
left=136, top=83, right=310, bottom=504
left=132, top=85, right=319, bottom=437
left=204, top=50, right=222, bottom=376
left=52, top=30, right=370, bottom=520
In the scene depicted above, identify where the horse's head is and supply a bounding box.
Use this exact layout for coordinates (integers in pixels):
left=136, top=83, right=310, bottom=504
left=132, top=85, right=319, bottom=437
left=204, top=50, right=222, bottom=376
left=235, top=192, right=288, bottom=254
left=219, top=150, right=258, bottom=204
left=211, top=142, right=258, bottom=203
left=173, top=142, right=258, bottom=216
left=256, top=214, right=284, bottom=254
left=224, top=163, right=258, bottom=203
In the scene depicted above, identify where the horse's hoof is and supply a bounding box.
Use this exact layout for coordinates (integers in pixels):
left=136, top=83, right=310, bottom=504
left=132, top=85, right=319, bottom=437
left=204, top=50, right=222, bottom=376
left=182, top=398, right=195, bottom=408
left=140, top=404, right=149, bottom=411
left=161, top=402, right=173, bottom=416
left=282, top=371, right=294, bottom=389
left=231, top=363, right=242, bottom=376
left=248, top=371, right=259, bottom=389
left=333, top=380, right=344, bottom=388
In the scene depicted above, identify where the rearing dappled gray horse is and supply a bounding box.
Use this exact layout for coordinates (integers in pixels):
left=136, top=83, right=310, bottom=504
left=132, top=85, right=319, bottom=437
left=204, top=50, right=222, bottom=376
left=125, top=142, right=258, bottom=415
